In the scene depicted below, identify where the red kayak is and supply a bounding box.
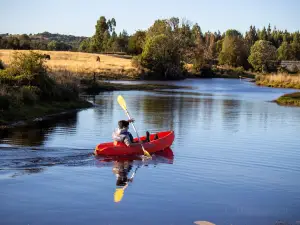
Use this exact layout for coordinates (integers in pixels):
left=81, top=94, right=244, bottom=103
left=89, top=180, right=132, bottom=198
left=94, top=130, right=174, bottom=156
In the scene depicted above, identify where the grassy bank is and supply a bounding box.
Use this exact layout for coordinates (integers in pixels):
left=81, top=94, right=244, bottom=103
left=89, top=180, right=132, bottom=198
left=256, top=73, right=300, bottom=89
left=0, top=51, right=95, bottom=128
left=0, top=49, right=140, bottom=80
left=275, top=92, right=300, bottom=107
left=185, top=64, right=256, bottom=79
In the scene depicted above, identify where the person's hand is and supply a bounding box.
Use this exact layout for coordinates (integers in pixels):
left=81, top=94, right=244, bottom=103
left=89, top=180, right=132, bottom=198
left=128, top=118, right=135, bottom=123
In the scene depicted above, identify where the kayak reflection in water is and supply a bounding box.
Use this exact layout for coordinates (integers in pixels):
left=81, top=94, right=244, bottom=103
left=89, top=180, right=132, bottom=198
left=94, top=148, right=174, bottom=202
left=112, top=160, right=140, bottom=203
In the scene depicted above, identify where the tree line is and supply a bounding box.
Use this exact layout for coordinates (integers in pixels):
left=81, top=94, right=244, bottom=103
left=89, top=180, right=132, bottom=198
left=1, top=16, right=300, bottom=78
left=0, top=32, right=86, bottom=51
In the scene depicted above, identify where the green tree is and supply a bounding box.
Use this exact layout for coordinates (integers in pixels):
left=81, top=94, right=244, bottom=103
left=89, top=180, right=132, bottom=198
left=192, top=29, right=206, bottom=71
left=258, top=27, right=268, bottom=41
left=248, top=40, right=277, bottom=71
left=93, top=16, right=109, bottom=52
left=140, top=33, right=183, bottom=79
left=218, top=29, right=248, bottom=67
left=291, top=32, right=300, bottom=60
left=267, top=23, right=273, bottom=42
left=245, top=25, right=258, bottom=46
left=78, top=38, right=91, bottom=52
left=47, top=40, right=58, bottom=50
left=116, top=30, right=129, bottom=52
left=277, top=41, right=294, bottom=60
left=191, top=23, right=203, bottom=43
left=128, top=30, right=146, bottom=55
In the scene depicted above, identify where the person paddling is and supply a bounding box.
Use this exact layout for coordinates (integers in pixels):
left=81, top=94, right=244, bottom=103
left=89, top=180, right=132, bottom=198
left=112, top=119, right=158, bottom=147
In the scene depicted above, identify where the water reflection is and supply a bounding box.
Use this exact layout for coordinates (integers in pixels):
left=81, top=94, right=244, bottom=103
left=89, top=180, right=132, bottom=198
left=221, top=99, right=242, bottom=132
left=0, top=112, right=78, bottom=147
left=95, top=147, right=174, bottom=203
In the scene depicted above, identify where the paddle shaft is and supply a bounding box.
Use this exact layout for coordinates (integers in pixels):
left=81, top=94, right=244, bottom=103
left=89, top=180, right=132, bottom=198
left=121, top=166, right=139, bottom=190
left=124, top=109, right=147, bottom=152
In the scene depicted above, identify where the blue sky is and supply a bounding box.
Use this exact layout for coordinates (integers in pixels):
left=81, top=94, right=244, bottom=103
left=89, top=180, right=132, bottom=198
left=0, top=0, right=299, bottom=36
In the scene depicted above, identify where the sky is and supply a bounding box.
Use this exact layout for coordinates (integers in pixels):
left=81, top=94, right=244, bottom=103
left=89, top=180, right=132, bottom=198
left=0, top=0, right=299, bottom=37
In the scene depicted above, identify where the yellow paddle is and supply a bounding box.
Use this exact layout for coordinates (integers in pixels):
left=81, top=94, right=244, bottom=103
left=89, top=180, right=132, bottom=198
left=114, top=166, right=139, bottom=203
left=117, top=95, right=152, bottom=158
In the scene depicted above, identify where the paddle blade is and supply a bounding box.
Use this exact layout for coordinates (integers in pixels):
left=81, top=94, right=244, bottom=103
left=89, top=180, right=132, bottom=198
left=117, top=95, right=127, bottom=111
left=114, top=188, right=124, bottom=203
left=143, top=149, right=152, bottom=158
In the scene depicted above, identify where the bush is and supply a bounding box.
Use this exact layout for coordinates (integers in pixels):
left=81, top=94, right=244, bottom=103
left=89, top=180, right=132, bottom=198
left=19, top=86, right=40, bottom=105
left=131, top=55, right=142, bottom=68
left=234, top=66, right=245, bottom=74
left=0, top=51, right=80, bottom=105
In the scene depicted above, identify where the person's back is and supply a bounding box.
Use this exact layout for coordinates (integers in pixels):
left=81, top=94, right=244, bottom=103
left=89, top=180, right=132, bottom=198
left=112, top=119, right=156, bottom=147
left=112, top=120, right=135, bottom=147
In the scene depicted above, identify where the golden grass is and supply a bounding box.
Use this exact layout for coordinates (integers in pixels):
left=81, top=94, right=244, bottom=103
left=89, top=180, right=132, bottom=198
left=256, top=73, right=300, bottom=89
left=0, top=50, right=140, bottom=79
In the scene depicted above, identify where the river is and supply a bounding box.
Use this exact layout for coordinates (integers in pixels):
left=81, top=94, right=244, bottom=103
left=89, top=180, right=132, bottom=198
left=1, top=78, right=300, bottom=225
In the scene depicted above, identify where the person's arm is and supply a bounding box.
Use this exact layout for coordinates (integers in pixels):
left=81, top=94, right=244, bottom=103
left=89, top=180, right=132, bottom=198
left=124, top=136, right=141, bottom=147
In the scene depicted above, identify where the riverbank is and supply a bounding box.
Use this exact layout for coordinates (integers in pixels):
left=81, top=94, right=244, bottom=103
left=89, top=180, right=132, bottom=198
left=0, top=100, right=92, bottom=129
left=275, top=92, right=300, bottom=107
left=256, top=73, right=300, bottom=89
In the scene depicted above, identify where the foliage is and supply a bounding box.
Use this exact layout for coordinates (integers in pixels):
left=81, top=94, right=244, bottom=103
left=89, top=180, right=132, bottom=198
left=47, top=40, right=72, bottom=51
left=140, top=34, right=183, bottom=78
left=218, top=30, right=248, bottom=67
left=277, top=41, right=294, bottom=60
left=0, top=51, right=80, bottom=106
left=136, top=18, right=193, bottom=79
left=0, top=32, right=85, bottom=51
left=128, top=30, right=146, bottom=55
left=248, top=40, right=277, bottom=72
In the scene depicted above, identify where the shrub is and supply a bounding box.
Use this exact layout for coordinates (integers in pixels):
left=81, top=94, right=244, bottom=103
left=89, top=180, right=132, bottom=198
left=0, top=51, right=80, bottom=102
left=234, top=66, right=245, bottom=74
left=19, top=86, right=40, bottom=105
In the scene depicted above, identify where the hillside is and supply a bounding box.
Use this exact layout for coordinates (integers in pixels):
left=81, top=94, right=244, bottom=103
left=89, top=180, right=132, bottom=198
left=34, top=32, right=87, bottom=49
left=0, top=32, right=88, bottom=50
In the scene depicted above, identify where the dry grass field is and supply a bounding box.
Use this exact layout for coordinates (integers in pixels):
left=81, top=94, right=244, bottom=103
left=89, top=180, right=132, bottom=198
left=256, top=73, right=300, bottom=89
left=0, top=50, right=140, bottom=80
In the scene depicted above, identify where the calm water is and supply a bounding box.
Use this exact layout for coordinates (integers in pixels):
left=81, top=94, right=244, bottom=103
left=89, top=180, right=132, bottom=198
left=1, top=79, right=300, bottom=225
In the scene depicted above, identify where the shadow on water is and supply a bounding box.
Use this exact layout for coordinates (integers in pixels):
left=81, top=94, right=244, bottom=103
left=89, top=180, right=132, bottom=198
left=0, top=111, right=78, bottom=147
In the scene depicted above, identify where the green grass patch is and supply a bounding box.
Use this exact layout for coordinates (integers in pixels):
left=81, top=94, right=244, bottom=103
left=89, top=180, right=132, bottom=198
left=275, top=92, right=300, bottom=107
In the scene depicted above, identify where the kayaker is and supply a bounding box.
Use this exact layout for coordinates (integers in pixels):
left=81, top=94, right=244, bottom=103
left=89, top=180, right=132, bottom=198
left=112, top=119, right=157, bottom=147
